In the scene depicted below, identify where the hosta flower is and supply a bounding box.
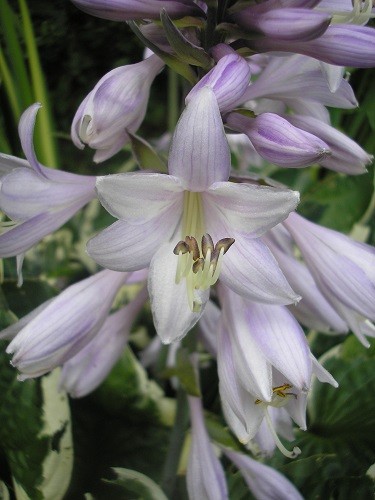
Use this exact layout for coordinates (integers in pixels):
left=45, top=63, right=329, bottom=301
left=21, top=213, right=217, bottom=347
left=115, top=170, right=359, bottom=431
left=59, top=286, right=147, bottom=397
left=226, top=112, right=330, bottom=168
left=284, top=212, right=375, bottom=346
left=71, top=0, right=204, bottom=21
left=187, top=396, right=228, bottom=500
left=3, top=269, right=128, bottom=379
left=223, top=449, right=304, bottom=500
left=230, top=3, right=332, bottom=42
left=0, top=104, right=96, bottom=284
left=216, top=284, right=337, bottom=457
left=71, top=54, right=164, bottom=162
left=87, top=87, right=300, bottom=343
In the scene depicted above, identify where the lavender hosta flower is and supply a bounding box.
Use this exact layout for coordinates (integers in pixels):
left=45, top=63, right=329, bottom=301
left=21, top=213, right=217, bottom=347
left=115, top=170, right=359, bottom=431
left=4, top=269, right=128, bottom=380
left=187, top=396, right=228, bottom=500
left=242, top=53, right=357, bottom=111
left=0, top=104, right=96, bottom=284
left=284, top=212, right=375, bottom=346
left=287, top=114, right=373, bottom=174
left=254, top=406, right=295, bottom=457
left=216, top=284, right=337, bottom=456
left=71, top=54, right=164, bottom=163
left=266, top=232, right=348, bottom=334
left=226, top=112, right=330, bottom=168
left=223, top=449, right=304, bottom=500
left=186, top=52, right=251, bottom=113
left=71, top=0, right=204, bottom=21
left=59, top=286, right=147, bottom=397
left=232, top=6, right=331, bottom=42
left=248, top=24, right=375, bottom=68
left=87, top=87, right=300, bottom=343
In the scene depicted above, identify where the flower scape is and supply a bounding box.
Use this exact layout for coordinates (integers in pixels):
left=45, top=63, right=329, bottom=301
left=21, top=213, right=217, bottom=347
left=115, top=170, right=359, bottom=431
left=0, top=1, right=375, bottom=499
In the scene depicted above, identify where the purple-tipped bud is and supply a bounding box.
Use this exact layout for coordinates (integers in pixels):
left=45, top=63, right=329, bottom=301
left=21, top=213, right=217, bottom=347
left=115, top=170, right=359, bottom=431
left=248, top=25, right=375, bottom=68
left=71, top=55, right=164, bottom=163
left=232, top=8, right=331, bottom=42
left=186, top=53, right=251, bottom=113
left=71, top=0, right=204, bottom=21
left=287, top=115, right=373, bottom=174
left=226, top=112, right=330, bottom=168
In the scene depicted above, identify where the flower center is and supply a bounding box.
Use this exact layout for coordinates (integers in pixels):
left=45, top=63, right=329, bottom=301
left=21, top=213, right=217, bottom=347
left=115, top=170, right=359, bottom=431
left=255, top=383, right=297, bottom=408
left=173, top=192, right=235, bottom=312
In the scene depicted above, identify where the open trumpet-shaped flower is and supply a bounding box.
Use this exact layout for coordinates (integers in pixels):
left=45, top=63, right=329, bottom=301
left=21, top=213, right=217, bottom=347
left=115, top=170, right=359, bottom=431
left=87, top=87, right=300, bottom=343
left=0, top=104, right=96, bottom=283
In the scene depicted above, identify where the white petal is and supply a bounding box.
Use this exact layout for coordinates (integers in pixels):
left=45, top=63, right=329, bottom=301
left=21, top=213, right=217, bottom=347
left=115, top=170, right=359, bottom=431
left=168, top=87, right=231, bottom=191
left=148, top=243, right=208, bottom=343
left=87, top=205, right=181, bottom=272
left=95, top=172, right=184, bottom=221
left=204, top=181, right=300, bottom=237
left=219, top=234, right=300, bottom=305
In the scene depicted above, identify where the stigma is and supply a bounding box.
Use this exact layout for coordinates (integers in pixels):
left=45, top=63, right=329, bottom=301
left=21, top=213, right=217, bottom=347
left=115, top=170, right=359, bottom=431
left=173, top=233, right=235, bottom=312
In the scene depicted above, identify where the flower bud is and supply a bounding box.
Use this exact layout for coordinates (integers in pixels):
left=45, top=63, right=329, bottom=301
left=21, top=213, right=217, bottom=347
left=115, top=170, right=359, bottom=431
left=71, top=54, right=164, bottom=162
left=71, top=0, right=204, bottom=21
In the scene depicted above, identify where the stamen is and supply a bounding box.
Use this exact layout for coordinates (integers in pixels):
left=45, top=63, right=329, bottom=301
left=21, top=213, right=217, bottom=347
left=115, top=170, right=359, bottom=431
left=201, top=233, right=214, bottom=258
left=173, top=241, right=189, bottom=255
left=264, top=409, right=301, bottom=459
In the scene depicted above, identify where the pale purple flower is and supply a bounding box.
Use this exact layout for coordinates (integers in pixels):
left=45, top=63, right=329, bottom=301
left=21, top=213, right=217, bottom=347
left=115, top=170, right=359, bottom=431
left=87, top=87, right=300, bottom=343
left=59, top=286, right=147, bottom=397
left=287, top=114, right=373, bottom=174
left=266, top=229, right=348, bottom=334
left=284, top=212, right=375, bottom=346
left=231, top=6, right=331, bottom=42
left=241, top=53, right=357, bottom=112
left=0, top=104, right=96, bottom=284
left=71, top=0, right=204, bottom=21
left=187, top=396, right=228, bottom=500
left=4, top=269, right=128, bottom=379
left=247, top=25, right=375, bottom=68
left=224, top=449, right=304, bottom=500
left=226, top=112, right=330, bottom=168
left=71, top=54, right=164, bottom=162
left=186, top=52, right=251, bottom=113
left=216, top=284, right=337, bottom=456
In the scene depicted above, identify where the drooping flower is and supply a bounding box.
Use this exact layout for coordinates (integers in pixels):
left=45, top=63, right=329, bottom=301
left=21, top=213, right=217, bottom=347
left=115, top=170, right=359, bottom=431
left=0, top=104, right=96, bottom=284
left=87, top=87, right=300, bottom=343
left=4, top=269, right=128, bottom=379
left=216, top=284, right=338, bottom=457
left=187, top=396, right=228, bottom=500
left=59, top=285, right=147, bottom=397
left=223, top=448, right=304, bottom=500
left=71, top=54, right=164, bottom=162
left=283, top=212, right=375, bottom=346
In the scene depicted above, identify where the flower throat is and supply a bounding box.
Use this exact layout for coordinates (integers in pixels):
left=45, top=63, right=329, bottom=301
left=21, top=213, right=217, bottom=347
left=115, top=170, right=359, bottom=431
left=173, top=192, right=234, bottom=312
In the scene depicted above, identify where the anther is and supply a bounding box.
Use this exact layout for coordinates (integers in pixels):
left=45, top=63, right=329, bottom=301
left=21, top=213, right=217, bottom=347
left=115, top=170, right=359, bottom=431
left=185, top=236, right=200, bottom=261
left=192, top=258, right=205, bottom=274
left=201, top=233, right=214, bottom=258
left=173, top=241, right=189, bottom=255
left=215, top=237, right=235, bottom=254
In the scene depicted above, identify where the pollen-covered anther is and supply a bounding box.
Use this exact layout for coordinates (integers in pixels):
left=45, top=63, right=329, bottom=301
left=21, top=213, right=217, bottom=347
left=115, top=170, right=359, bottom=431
left=174, top=232, right=235, bottom=311
left=255, top=383, right=297, bottom=406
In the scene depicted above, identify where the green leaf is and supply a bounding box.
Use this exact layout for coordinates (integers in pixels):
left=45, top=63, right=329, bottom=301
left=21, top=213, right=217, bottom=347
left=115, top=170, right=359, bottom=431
left=160, top=10, right=212, bottom=69
left=106, top=467, right=168, bottom=500
left=299, top=169, right=374, bottom=231
left=0, top=363, right=73, bottom=499
left=128, top=131, right=167, bottom=172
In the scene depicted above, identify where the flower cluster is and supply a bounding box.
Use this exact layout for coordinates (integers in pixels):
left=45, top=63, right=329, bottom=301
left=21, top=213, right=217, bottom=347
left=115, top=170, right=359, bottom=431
left=1, top=0, right=374, bottom=498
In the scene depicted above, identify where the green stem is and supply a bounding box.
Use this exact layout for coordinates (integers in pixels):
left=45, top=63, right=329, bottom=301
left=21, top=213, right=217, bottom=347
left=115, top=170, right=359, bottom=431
left=160, top=387, right=189, bottom=497
left=168, top=67, right=179, bottom=133
left=18, top=0, right=58, bottom=167
left=0, top=47, right=22, bottom=122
